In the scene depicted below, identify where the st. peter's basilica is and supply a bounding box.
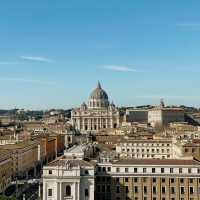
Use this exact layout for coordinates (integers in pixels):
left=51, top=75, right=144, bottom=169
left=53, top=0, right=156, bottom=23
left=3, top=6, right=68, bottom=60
left=71, top=82, right=120, bottom=133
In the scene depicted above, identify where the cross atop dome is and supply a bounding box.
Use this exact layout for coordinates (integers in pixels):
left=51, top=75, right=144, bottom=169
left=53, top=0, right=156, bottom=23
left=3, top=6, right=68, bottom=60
left=97, top=81, right=102, bottom=89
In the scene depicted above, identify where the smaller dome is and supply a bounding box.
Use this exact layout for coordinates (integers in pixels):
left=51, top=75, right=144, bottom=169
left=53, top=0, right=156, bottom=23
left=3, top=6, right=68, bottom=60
left=81, top=102, right=87, bottom=110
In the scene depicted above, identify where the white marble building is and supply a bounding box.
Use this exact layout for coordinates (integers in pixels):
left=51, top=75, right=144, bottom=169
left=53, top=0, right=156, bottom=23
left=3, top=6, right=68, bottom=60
left=42, top=158, right=95, bottom=200
left=148, top=100, right=184, bottom=127
left=71, top=82, right=120, bottom=133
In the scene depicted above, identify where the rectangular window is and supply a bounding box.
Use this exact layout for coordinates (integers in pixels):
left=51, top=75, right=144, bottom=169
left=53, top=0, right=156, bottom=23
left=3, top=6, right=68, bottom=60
left=171, top=178, right=175, bottom=183
left=116, top=186, right=120, bottom=193
left=125, top=168, right=129, bottom=173
left=48, top=189, right=52, bottom=197
left=152, top=168, right=155, bottom=173
left=116, top=168, right=120, bottom=172
left=134, top=186, right=138, bottom=193
left=162, top=178, right=165, bottom=183
left=102, top=185, right=105, bottom=192
left=161, top=168, right=165, bottom=173
left=144, top=186, right=147, bottom=194
left=49, top=170, right=52, bottom=174
left=180, top=178, right=184, bottom=184
left=134, top=168, right=138, bottom=173
left=153, top=186, right=156, bottom=194
left=153, top=177, right=156, bottom=183
left=134, top=178, right=138, bottom=183
left=190, top=187, right=194, bottom=194
left=179, top=168, right=182, bottom=173
left=171, top=187, right=175, bottom=194
left=188, top=168, right=192, bottom=173
left=97, top=185, right=100, bottom=192
left=162, top=187, right=166, bottom=194
left=126, top=186, right=129, bottom=193
left=170, top=168, right=173, bottom=173
left=143, top=168, right=147, bottom=173
left=85, top=189, right=89, bottom=196
left=107, top=185, right=111, bottom=193
left=125, top=177, right=129, bottom=182
left=181, top=187, right=184, bottom=194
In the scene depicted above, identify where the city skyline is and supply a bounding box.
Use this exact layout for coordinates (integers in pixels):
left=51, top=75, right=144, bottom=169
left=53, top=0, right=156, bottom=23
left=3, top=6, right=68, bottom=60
left=1, top=0, right=200, bottom=109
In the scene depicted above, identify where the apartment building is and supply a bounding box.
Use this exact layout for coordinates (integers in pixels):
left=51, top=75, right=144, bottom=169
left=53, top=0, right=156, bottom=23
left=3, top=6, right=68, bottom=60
left=116, top=139, right=182, bottom=159
left=1, top=141, right=39, bottom=177
left=0, top=150, right=12, bottom=194
left=96, top=159, right=200, bottom=200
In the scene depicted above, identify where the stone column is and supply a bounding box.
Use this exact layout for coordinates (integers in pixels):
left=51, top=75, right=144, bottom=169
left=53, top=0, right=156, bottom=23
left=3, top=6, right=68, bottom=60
left=82, top=118, right=85, bottom=131
left=110, top=118, right=113, bottom=128
left=105, top=118, right=108, bottom=128
left=97, top=118, right=99, bottom=130
left=99, top=118, right=102, bottom=129
left=43, top=182, right=47, bottom=200
left=91, top=118, right=93, bottom=130
left=77, top=118, right=81, bottom=130
left=75, top=182, right=80, bottom=200
left=60, top=182, right=62, bottom=200
left=87, top=119, right=89, bottom=131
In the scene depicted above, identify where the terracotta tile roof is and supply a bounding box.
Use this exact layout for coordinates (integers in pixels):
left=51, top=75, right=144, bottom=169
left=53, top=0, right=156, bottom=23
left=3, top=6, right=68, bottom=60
left=112, top=159, right=200, bottom=166
left=48, top=158, right=94, bottom=167
left=119, top=139, right=172, bottom=144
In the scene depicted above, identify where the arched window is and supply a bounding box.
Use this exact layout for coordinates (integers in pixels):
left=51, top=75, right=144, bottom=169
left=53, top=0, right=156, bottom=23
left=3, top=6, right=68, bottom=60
left=85, top=189, right=89, bottom=197
left=66, top=185, right=71, bottom=196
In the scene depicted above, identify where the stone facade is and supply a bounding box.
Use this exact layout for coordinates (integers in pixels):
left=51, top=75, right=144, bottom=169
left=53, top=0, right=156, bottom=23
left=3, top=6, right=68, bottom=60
left=42, top=159, right=95, bottom=200
left=0, top=150, right=12, bottom=194
left=96, top=159, right=200, bottom=200
left=148, top=100, right=184, bottom=127
left=71, top=82, right=120, bottom=133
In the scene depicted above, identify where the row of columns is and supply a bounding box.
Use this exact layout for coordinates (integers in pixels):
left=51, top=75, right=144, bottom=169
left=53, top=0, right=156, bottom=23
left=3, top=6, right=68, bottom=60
left=73, top=117, right=114, bottom=131
left=81, top=118, right=112, bottom=131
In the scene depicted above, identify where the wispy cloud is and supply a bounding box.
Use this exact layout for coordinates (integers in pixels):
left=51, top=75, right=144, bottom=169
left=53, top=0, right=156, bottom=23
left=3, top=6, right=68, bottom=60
left=103, top=65, right=139, bottom=72
left=0, top=77, right=56, bottom=85
left=20, top=56, right=54, bottom=63
left=0, top=61, right=17, bottom=65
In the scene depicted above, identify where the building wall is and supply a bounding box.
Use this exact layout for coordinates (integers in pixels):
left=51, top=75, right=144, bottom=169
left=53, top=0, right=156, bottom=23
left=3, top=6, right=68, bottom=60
left=1, top=142, right=38, bottom=177
left=43, top=164, right=95, bottom=200
left=96, top=162, right=200, bottom=200
left=148, top=109, right=184, bottom=127
left=116, top=140, right=175, bottom=159
left=125, top=110, right=148, bottom=123
left=71, top=109, right=119, bottom=133
left=0, top=151, right=12, bottom=193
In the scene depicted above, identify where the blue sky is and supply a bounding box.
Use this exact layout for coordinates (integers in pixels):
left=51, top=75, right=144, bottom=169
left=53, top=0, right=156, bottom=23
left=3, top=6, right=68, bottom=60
left=1, top=0, right=200, bottom=109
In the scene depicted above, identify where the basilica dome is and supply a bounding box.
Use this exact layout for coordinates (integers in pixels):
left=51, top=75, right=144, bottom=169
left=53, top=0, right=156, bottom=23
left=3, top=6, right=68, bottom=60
left=88, top=82, right=110, bottom=108
left=89, top=82, right=108, bottom=100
